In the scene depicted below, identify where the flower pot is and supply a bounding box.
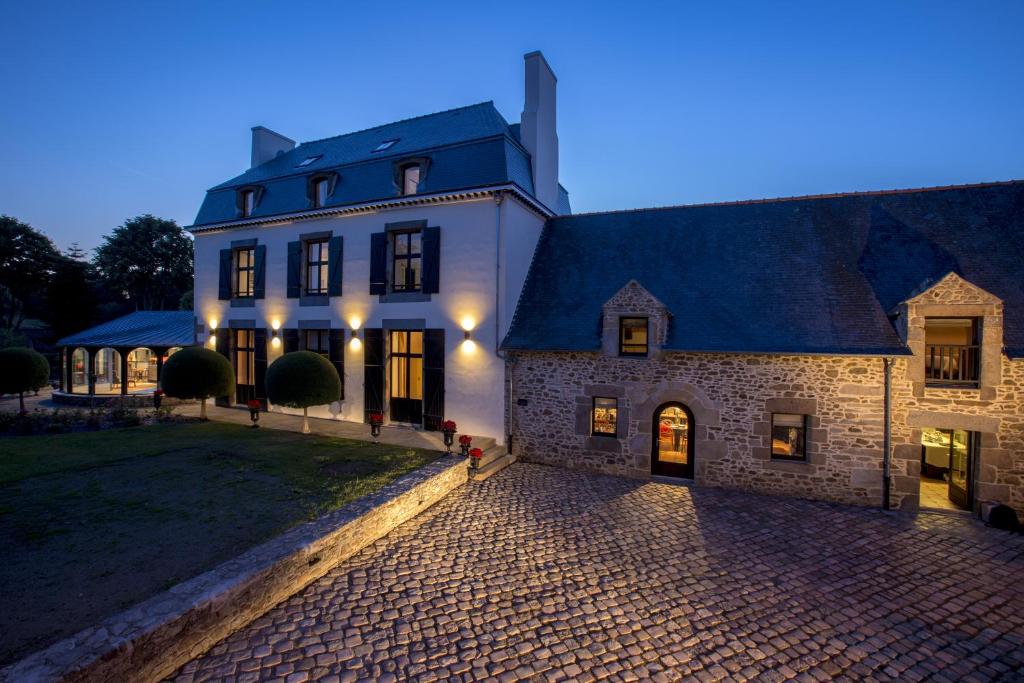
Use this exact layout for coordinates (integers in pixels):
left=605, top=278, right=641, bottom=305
left=152, top=394, right=163, bottom=410
left=443, top=430, right=455, bottom=454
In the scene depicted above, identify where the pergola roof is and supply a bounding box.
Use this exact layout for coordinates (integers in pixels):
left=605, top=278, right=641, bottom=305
left=58, top=311, right=196, bottom=349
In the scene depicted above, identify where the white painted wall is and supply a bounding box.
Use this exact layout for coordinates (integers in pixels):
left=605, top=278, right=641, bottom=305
left=193, top=194, right=545, bottom=443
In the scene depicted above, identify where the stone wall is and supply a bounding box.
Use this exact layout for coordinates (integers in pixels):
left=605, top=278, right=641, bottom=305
left=508, top=350, right=1024, bottom=513
left=2, top=457, right=469, bottom=683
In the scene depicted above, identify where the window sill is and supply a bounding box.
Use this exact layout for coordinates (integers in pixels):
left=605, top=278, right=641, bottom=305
left=924, top=382, right=980, bottom=391
left=379, top=291, right=432, bottom=303
left=230, top=297, right=256, bottom=308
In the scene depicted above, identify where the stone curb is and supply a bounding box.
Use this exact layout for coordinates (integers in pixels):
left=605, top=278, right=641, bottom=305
left=2, top=456, right=469, bottom=683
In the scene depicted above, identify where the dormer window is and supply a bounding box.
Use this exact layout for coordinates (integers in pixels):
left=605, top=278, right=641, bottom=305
left=401, top=164, right=421, bottom=196
left=619, top=317, right=649, bottom=357
left=373, top=139, right=398, bottom=152
left=313, top=178, right=329, bottom=208
left=240, top=189, right=255, bottom=218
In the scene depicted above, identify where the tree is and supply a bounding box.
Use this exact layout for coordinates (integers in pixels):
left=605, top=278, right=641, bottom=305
left=44, top=247, right=99, bottom=342
left=160, top=346, right=234, bottom=419
left=93, top=215, right=194, bottom=311
left=265, top=351, right=342, bottom=434
left=0, top=347, right=50, bottom=412
left=0, top=216, right=61, bottom=331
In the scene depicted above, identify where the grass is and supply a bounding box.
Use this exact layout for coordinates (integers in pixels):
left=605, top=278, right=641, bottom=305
left=0, top=421, right=439, bottom=666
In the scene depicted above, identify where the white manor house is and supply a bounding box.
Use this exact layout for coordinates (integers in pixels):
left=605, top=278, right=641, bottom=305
left=147, top=52, right=1021, bottom=516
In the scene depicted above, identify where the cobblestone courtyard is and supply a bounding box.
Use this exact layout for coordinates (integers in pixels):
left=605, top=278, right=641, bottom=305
left=173, top=463, right=1024, bottom=682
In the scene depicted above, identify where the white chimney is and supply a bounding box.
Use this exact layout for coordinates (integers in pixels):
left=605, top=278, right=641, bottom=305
left=520, top=51, right=559, bottom=212
left=251, top=126, right=295, bottom=168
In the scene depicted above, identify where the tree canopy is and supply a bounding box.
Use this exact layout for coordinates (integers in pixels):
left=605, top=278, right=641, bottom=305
left=161, top=346, right=234, bottom=419
left=93, top=215, right=193, bottom=311
left=0, top=216, right=61, bottom=331
left=266, top=351, right=342, bottom=409
left=0, top=347, right=50, bottom=410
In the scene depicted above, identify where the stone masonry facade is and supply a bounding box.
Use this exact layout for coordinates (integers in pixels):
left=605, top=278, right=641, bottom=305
left=508, top=276, right=1024, bottom=514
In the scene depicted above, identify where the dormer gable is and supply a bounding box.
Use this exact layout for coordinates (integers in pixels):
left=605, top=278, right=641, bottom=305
left=904, top=272, right=1002, bottom=307
left=601, top=280, right=671, bottom=358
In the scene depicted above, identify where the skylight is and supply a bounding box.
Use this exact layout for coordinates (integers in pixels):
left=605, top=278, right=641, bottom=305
left=372, top=139, right=398, bottom=152
left=296, top=155, right=322, bottom=167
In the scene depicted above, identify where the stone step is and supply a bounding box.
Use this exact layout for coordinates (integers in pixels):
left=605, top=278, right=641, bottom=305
left=471, top=450, right=515, bottom=482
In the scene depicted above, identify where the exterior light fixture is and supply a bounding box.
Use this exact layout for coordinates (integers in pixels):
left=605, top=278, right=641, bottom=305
left=208, top=334, right=217, bottom=347
left=464, top=329, right=472, bottom=341
left=271, top=320, right=281, bottom=347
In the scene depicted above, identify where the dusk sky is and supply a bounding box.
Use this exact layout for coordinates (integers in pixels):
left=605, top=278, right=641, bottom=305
left=1, top=1, right=1022, bottom=252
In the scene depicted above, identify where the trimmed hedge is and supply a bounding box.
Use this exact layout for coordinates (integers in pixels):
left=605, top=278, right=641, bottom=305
left=0, top=348, right=50, bottom=410
left=266, top=351, right=341, bottom=408
left=161, top=347, right=234, bottom=402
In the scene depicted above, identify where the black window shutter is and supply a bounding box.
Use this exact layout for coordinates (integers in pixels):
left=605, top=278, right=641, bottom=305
left=422, top=226, right=441, bottom=294
left=253, top=245, right=267, bottom=299
left=253, top=327, right=268, bottom=409
left=215, top=331, right=231, bottom=406
left=363, top=328, right=384, bottom=421
left=283, top=328, right=299, bottom=354
left=328, top=236, right=344, bottom=297
left=369, top=232, right=387, bottom=295
left=422, top=328, right=445, bottom=431
left=328, top=328, right=345, bottom=400
left=218, top=249, right=232, bottom=300
left=287, top=241, right=302, bottom=298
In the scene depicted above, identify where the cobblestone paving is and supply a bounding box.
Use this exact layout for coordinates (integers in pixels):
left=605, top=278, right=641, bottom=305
left=172, top=464, right=1024, bottom=682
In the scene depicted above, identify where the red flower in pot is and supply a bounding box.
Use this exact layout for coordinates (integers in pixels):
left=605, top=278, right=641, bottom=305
left=152, top=389, right=165, bottom=410
left=468, top=447, right=483, bottom=470
left=440, top=419, right=457, bottom=454
left=247, top=399, right=261, bottom=428
left=458, top=433, right=473, bottom=456
left=368, top=412, right=383, bottom=440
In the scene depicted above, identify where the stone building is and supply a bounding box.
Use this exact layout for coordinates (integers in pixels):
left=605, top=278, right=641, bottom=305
left=502, top=183, right=1024, bottom=515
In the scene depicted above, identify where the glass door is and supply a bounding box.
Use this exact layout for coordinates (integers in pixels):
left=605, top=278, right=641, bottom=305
left=233, top=329, right=255, bottom=404
left=948, top=429, right=973, bottom=509
left=389, top=330, right=423, bottom=425
left=652, top=403, right=694, bottom=478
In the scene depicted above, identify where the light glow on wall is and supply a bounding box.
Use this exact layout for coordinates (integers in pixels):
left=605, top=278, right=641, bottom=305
left=350, top=337, right=362, bottom=352
left=208, top=334, right=217, bottom=347
left=460, top=315, right=476, bottom=332
left=461, top=338, right=478, bottom=354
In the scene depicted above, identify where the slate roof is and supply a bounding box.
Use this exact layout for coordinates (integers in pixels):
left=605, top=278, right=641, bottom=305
left=504, top=181, right=1024, bottom=357
left=58, top=311, right=196, bottom=349
left=193, top=102, right=561, bottom=227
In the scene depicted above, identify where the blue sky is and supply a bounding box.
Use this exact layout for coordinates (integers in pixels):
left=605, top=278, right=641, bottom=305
left=1, top=1, right=1022, bottom=251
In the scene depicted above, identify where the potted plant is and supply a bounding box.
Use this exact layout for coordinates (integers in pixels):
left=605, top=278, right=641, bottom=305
left=459, top=434, right=473, bottom=456
left=247, top=399, right=261, bottom=428
left=441, top=419, right=457, bottom=453
left=161, top=346, right=235, bottom=420
left=265, top=351, right=341, bottom=435
left=469, top=447, right=483, bottom=471
left=369, top=412, right=383, bottom=441
left=152, top=388, right=164, bottom=410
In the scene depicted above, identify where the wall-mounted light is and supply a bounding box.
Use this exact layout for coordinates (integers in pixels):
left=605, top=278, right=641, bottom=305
left=209, top=318, right=218, bottom=331
left=350, top=328, right=360, bottom=340
left=463, top=329, right=472, bottom=341
left=270, top=320, right=281, bottom=348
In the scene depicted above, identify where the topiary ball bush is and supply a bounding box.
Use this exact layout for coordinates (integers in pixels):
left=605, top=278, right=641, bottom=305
left=0, top=347, right=50, bottom=409
left=265, top=351, right=341, bottom=409
left=161, top=346, right=234, bottom=414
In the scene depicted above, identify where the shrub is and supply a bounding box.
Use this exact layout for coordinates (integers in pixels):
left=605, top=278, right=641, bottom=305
left=265, top=351, right=341, bottom=434
left=0, top=347, right=50, bottom=412
left=160, top=346, right=234, bottom=419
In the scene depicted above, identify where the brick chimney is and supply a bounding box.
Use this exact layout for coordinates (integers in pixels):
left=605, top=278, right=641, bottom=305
left=520, top=51, right=559, bottom=212
left=251, top=126, right=295, bottom=168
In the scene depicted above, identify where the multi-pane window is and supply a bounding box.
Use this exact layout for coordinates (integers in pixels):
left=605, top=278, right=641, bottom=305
left=241, top=190, right=255, bottom=217
left=619, top=317, right=649, bottom=356
left=771, top=413, right=807, bottom=460
left=234, top=329, right=255, bottom=387
left=234, top=247, right=255, bottom=298
left=592, top=397, right=618, bottom=437
left=305, top=240, right=329, bottom=295
left=313, top=178, right=329, bottom=208
left=303, top=329, right=330, bottom=359
left=401, top=164, right=420, bottom=195
left=389, top=330, right=423, bottom=400
left=392, top=231, right=422, bottom=292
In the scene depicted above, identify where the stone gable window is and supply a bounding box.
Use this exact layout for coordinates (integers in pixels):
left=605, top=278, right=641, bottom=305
left=924, top=318, right=980, bottom=387
left=592, top=397, right=618, bottom=437
left=619, top=317, right=648, bottom=356
left=771, top=413, right=807, bottom=461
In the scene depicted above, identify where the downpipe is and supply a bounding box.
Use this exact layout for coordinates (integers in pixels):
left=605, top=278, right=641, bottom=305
left=882, top=357, right=892, bottom=511
left=493, top=192, right=514, bottom=452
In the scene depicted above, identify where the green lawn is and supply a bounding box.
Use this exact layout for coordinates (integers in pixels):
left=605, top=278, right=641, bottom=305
left=0, top=422, right=439, bottom=666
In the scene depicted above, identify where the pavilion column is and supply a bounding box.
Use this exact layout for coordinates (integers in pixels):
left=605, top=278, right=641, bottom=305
left=120, top=348, right=129, bottom=396
left=155, top=348, right=165, bottom=389
left=62, top=347, right=70, bottom=393
left=88, top=348, right=97, bottom=396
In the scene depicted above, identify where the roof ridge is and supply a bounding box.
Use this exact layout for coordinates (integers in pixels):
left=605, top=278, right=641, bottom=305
left=558, top=179, right=1024, bottom=219
left=298, top=101, right=499, bottom=147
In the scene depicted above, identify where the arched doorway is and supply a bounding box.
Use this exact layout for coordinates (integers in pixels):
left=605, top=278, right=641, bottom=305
left=652, top=402, right=694, bottom=478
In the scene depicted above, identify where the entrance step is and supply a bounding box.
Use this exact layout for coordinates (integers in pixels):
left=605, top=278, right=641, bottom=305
left=470, top=445, right=515, bottom=482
